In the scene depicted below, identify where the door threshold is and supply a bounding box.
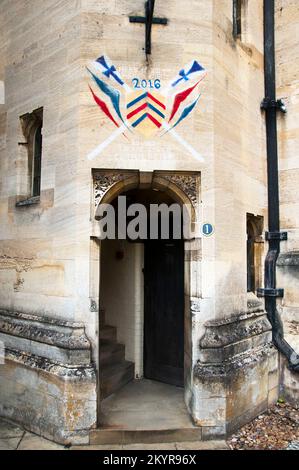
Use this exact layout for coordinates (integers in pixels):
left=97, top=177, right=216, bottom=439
left=90, top=428, right=202, bottom=445
left=96, top=379, right=198, bottom=444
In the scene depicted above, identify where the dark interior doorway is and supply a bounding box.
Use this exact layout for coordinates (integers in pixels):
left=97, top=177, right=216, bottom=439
left=99, top=187, right=185, bottom=405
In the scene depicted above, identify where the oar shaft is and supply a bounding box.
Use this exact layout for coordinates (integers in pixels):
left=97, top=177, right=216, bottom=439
left=87, top=125, right=127, bottom=160
left=162, top=122, right=205, bottom=163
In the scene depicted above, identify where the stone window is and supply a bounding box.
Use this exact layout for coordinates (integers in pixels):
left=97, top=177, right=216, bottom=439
left=18, top=108, right=43, bottom=203
left=32, top=122, right=42, bottom=196
left=247, top=213, right=263, bottom=293
left=233, top=0, right=242, bottom=38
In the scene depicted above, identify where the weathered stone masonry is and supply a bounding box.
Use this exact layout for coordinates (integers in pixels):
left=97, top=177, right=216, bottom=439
left=0, top=0, right=297, bottom=444
left=0, top=310, right=96, bottom=444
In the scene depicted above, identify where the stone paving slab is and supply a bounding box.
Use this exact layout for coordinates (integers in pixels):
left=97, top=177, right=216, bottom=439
left=18, top=433, right=65, bottom=450
left=0, top=437, right=23, bottom=450
left=100, top=380, right=194, bottom=431
left=0, top=418, right=24, bottom=439
left=0, top=417, right=228, bottom=450
left=176, top=441, right=228, bottom=450
left=122, top=443, right=177, bottom=450
left=71, top=444, right=123, bottom=450
left=71, top=441, right=227, bottom=450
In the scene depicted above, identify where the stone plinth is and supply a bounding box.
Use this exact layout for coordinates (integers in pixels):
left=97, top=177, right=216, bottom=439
left=193, top=311, right=279, bottom=439
left=0, top=311, right=96, bottom=445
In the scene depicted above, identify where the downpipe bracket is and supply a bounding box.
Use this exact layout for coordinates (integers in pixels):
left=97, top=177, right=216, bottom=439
left=261, top=97, right=287, bottom=113
left=257, top=288, right=284, bottom=298
left=265, top=231, right=288, bottom=241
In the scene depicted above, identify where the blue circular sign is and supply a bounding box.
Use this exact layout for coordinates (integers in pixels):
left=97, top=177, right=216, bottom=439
left=202, top=223, right=214, bottom=236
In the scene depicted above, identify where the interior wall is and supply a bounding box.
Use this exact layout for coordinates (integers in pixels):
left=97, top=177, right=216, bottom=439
left=100, top=239, right=144, bottom=378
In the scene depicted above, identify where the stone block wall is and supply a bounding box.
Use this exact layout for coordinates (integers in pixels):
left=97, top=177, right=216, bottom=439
left=211, top=0, right=266, bottom=321
left=0, top=0, right=83, bottom=322
left=276, top=0, right=299, bottom=401
left=101, top=240, right=144, bottom=378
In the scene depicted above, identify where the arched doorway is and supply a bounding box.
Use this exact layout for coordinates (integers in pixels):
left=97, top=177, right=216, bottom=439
left=99, top=187, right=185, bottom=399
left=91, top=170, right=201, bottom=432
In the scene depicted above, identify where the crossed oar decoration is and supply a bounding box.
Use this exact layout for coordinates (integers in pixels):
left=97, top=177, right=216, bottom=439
left=87, top=55, right=207, bottom=163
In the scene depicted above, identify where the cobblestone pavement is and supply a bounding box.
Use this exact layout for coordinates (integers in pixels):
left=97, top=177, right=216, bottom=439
left=0, top=418, right=228, bottom=450
left=227, top=402, right=299, bottom=450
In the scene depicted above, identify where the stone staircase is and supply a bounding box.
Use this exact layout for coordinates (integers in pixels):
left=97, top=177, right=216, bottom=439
left=99, top=323, right=135, bottom=399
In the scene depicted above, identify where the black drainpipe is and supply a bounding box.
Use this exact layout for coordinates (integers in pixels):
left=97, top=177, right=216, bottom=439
left=257, top=0, right=299, bottom=371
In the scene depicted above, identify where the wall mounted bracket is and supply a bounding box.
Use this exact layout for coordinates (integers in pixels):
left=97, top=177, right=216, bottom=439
left=265, top=231, right=288, bottom=241
left=261, top=97, right=287, bottom=113
left=257, top=288, right=284, bottom=298
left=129, top=1, right=168, bottom=55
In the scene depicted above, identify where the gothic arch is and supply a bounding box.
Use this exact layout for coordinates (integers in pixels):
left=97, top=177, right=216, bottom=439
left=90, top=169, right=202, bottom=420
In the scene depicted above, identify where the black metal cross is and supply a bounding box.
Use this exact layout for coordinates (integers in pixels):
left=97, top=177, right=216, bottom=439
left=129, top=0, right=167, bottom=55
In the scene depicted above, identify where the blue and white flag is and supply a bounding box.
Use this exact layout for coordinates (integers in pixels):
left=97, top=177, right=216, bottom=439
left=170, top=60, right=205, bottom=88
left=92, top=55, right=131, bottom=92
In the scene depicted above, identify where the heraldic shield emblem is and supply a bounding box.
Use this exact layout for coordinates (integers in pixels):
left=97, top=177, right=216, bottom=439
left=126, top=90, right=166, bottom=138
left=87, top=55, right=207, bottom=161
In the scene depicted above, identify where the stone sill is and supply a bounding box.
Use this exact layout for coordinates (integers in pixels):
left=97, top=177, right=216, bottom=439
left=0, top=310, right=92, bottom=366
left=204, top=308, right=266, bottom=328
left=0, top=309, right=85, bottom=331
left=5, top=348, right=96, bottom=379
left=15, top=195, right=40, bottom=207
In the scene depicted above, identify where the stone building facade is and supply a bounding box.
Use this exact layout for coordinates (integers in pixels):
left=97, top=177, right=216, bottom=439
left=0, top=0, right=298, bottom=444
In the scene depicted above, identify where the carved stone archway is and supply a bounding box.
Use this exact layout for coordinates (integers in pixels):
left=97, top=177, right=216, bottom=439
left=89, top=169, right=202, bottom=422
left=93, top=170, right=200, bottom=222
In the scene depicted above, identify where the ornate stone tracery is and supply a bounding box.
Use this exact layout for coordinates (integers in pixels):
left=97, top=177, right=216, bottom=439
left=93, top=170, right=200, bottom=211
left=93, top=172, right=126, bottom=208
left=160, top=173, right=199, bottom=208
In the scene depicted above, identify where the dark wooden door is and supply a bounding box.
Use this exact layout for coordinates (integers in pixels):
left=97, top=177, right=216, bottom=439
left=144, top=240, right=184, bottom=387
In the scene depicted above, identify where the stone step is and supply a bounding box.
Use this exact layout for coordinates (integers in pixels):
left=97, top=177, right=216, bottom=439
left=99, top=325, right=117, bottom=342
left=89, top=428, right=203, bottom=445
left=100, top=340, right=125, bottom=367
left=100, top=361, right=135, bottom=399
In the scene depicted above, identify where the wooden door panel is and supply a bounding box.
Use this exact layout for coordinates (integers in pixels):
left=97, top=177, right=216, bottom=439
left=144, top=240, right=184, bottom=386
